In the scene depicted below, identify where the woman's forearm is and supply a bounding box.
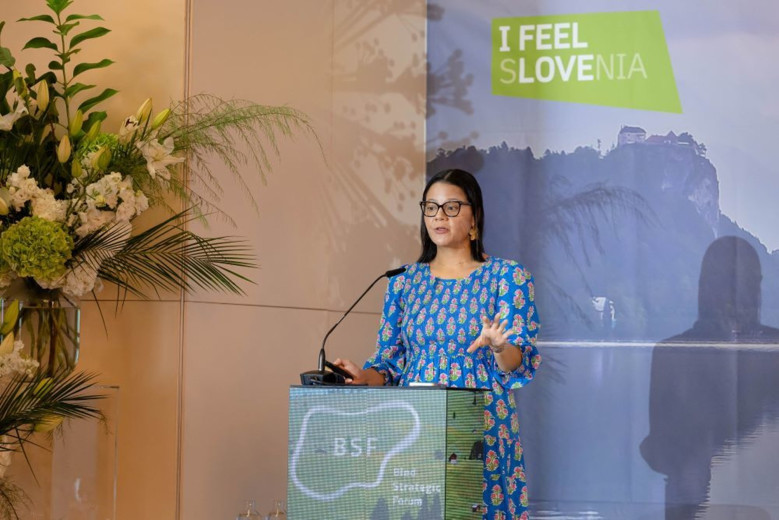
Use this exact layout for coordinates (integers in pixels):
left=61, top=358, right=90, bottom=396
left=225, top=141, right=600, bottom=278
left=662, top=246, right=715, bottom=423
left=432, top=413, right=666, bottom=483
left=362, top=367, right=387, bottom=386
left=493, top=344, right=523, bottom=372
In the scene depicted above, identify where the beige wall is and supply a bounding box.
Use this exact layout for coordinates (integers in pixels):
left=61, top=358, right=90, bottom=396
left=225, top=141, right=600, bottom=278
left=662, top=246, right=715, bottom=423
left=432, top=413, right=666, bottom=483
left=183, top=0, right=426, bottom=518
left=2, top=0, right=425, bottom=517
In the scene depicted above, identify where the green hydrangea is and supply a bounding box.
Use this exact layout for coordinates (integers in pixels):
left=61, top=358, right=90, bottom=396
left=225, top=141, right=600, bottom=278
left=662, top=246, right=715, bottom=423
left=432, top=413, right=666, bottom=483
left=77, top=132, right=119, bottom=155
left=76, top=132, right=119, bottom=164
left=0, top=217, right=73, bottom=281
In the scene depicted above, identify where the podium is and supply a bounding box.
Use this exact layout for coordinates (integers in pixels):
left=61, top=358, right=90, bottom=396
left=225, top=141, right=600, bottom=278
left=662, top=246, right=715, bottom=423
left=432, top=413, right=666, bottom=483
left=287, top=385, right=486, bottom=520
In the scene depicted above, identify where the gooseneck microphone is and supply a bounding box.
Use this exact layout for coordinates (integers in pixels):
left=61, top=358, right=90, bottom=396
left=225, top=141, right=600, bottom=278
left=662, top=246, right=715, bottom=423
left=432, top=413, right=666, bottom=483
left=300, top=267, right=407, bottom=386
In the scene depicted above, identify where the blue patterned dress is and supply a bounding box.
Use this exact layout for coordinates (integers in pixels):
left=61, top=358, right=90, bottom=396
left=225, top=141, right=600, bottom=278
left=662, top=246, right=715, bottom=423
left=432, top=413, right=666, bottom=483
left=363, top=256, right=541, bottom=519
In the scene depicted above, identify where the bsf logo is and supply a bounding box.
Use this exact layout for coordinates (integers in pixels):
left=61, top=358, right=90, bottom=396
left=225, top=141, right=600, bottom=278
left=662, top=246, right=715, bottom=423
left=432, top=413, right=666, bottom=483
left=333, top=437, right=379, bottom=457
left=289, top=401, right=421, bottom=501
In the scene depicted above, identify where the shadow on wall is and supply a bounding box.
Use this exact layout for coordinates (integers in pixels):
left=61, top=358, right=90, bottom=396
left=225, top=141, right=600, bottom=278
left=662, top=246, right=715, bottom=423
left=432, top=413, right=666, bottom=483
left=325, top=0, right=428, bottom=296
left=641, top=236, right=779, bottom=520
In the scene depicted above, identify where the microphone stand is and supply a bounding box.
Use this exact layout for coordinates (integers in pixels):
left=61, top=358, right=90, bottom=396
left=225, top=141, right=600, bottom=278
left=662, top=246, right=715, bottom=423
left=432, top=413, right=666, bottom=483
left=300, top=268, right=405, bottom=386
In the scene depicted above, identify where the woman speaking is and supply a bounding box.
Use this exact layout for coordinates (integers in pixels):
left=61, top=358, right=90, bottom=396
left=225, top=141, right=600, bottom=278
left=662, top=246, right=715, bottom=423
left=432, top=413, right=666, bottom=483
left=335, top=168, right=541, bottom=519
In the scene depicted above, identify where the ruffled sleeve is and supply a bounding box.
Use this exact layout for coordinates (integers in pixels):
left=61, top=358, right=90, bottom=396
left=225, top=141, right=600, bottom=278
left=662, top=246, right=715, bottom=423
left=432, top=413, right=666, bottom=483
left=363, top=269, right=408, bottom=385
left=492, top=262, right=541, bottom=389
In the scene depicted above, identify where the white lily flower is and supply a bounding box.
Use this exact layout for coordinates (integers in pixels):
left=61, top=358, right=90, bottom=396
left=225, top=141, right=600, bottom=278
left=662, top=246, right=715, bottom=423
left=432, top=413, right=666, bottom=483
left=119, top=116, right=140, bottom=143
left=136, top=137, right=184, bottom=180
left=0, top=103, right=28, bottom=131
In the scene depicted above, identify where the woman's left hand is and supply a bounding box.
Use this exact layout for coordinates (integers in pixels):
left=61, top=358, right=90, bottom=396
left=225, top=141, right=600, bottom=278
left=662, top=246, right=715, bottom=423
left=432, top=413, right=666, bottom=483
left=466, top=315, right=514, bottom=354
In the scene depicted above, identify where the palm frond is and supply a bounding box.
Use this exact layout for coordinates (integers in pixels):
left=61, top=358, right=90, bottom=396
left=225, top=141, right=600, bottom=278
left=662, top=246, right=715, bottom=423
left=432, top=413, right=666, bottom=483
left=71, top=221, right=132, bottom=268
left=96, top=209, right=256, bottom=299
left=0, top=478, right=27, bottom=520
left=541, top=183, right=658, bottom=266
left=160, top=93, right=323, bottom=222
left=0, top=371, right=104, bottom=444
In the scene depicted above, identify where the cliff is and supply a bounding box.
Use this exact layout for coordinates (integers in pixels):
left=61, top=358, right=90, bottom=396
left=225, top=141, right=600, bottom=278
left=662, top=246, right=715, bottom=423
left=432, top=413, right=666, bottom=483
left=427, top=133, right=779, bottom=341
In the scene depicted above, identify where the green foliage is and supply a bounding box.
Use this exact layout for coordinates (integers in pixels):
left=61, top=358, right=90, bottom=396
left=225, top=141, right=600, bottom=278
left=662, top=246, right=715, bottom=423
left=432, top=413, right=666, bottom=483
left=0, top=371, right=102, bottom=440
left=1, top=0, right=319, bottom=299
left=79, top=209, right=256, bottom=299
left=0, top=217, right=73, bottom=280
left=0, top=0, right=320, bottom=507
left=162, top=94, right=318, bottom=218
left=0, top=369, right=103, bottom=517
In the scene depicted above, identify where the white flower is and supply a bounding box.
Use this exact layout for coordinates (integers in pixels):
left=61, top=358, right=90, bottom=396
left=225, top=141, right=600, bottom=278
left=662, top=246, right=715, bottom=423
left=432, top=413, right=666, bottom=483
left=115, top=177, right=148, bottom=221
left=7, top=165, right=41, bottom=211
left=0, top=103, right=28, bottom=131
left=116, top=200, right=135, bottom=222
left=0, top=340, right=39, bottom=379
left=118, top=115, right=140, bottom=143
left=8, top=178, right=39, bottom=210
left=34, top=275, right=65, bottom=291
left=61, top=262, right=100, bottom=298
left=66, top=212, right=79, bottom=228
left=62, top=223, right=130, bottom=297
left=136, top=137, right=184, bottom=180
left=135, top=190, right=149, bottom=214
left=30, top=189, right=68, bottom=222
left=7, top=164, right=32, bottom=185
left=85, top=172, right=122, bottom=209
left=67, top=173, right=146, bottom=235
left=75, top=207, right=116, bottom=238
left=82, top=149, right=100, bottom=171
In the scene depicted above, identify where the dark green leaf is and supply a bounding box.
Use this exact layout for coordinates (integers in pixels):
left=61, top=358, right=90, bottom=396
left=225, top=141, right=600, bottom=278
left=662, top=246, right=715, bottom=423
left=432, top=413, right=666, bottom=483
left=73, top=59, right=114, bottom=77
left=0, top=369, right=103, bottom=450
left=0, top=47, right=14, bottom=68
left=22, top=37, right=58, bottom=51
left=95, top=209, right=256, bottom=299
left=64, top=82, right=95, bottom=97
left=77, top=88, right=118, bottom=112
left=0, top=73, right=9, bottom=98
left=69, top=27, right=110, bottom=48
left=24, top=63, right=37, bottom=82
left=55, top=22, right=80, bottom=36
left=65, top=14, right=104, bottom=22
left=59, top=48, right=81, bottom=60
left=46, top=0, right=73, bottom=16
left=38, top=70, right=57, bottom=84
left=48, top=60, right=63, bottom=70
left=83, top=110, right=107, bottom=129
left=17, top=14, right=56, bottom=24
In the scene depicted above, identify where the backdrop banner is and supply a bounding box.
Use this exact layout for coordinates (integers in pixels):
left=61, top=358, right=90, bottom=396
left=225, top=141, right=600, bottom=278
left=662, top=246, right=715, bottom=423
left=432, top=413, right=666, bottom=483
left=427, top=1, right=779, bottom=518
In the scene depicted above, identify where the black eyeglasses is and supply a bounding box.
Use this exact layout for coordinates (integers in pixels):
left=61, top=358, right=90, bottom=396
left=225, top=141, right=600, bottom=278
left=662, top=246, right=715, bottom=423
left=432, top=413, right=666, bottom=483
left=420, top=200, right=471, bottom=217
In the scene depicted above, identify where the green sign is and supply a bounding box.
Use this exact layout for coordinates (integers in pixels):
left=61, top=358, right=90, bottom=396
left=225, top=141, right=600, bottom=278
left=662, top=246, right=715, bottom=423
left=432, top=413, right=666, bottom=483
left=288, top=387, right=485, bottom=519
left=492, top=11, right=681, bottom=113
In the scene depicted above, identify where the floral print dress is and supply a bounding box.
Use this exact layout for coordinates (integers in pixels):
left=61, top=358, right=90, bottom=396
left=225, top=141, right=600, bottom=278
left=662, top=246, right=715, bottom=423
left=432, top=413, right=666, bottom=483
left=364, top=257, right=541, bottom=519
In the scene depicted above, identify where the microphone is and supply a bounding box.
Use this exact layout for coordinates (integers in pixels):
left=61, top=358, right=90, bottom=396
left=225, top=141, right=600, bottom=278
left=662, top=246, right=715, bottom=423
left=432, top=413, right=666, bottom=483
left=300, top=266, right=407, bottom=386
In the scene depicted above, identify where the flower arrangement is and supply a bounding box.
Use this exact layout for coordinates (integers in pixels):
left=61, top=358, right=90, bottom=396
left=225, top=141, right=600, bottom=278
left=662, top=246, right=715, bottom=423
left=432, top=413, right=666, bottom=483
left=0, top=0, right=316, bottom=515
left=0, top=2, right=313, bottom=302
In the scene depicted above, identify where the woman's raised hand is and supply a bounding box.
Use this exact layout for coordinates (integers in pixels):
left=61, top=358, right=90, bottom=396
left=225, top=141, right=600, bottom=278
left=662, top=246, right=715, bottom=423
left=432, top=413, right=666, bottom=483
left=467, top=315, right=514, bottom=354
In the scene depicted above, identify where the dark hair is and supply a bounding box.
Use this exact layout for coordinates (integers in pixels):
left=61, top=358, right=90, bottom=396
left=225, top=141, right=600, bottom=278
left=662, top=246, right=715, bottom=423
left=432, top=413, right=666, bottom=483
left=417, top=169, right=486, bottom=263
left=698, top=236, right=762, bottom=326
